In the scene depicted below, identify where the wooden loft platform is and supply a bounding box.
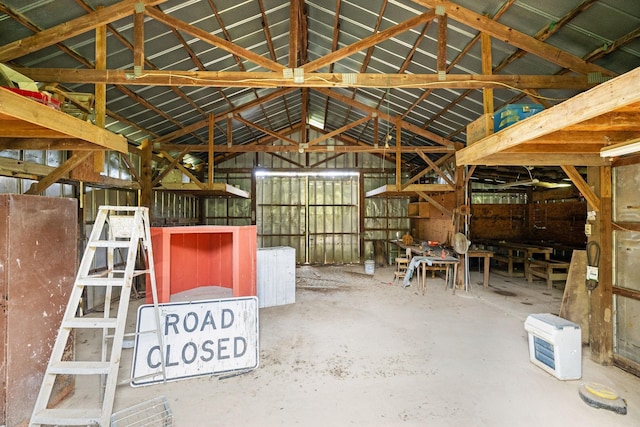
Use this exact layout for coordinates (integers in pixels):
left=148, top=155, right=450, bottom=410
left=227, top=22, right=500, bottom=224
left=365, top=183, right=453, bottom=198
left=156, top=182, right=250, bottom=198
left=0, top=87, right=127, bottom=153
left=456, top=66, right=640, bottom=167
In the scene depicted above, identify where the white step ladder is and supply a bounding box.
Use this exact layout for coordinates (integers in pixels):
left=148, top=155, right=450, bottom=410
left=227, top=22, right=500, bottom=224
left=30, top=206, right=165, bottom=426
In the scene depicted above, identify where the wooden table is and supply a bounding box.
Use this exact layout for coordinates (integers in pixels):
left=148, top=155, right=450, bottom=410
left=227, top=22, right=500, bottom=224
left=404, top=255, right=459, bottom=295
left=528, top=259, right=571, bottom=289
left=467, top=249, right=494, bottom=288
left=480, top=241, right=553, bottom=278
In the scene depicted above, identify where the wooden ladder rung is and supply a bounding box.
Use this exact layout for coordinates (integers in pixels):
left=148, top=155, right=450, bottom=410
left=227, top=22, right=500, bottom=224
left=78, top=277, right=127, bottom=287
left=31, top=408, right=102, bottom=426
left=48, top=361, right=111, bottom=375
left=63, top=317, right=118, bottom=329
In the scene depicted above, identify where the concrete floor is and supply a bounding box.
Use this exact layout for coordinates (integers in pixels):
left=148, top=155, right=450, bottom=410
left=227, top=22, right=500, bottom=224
left=70, top=264, right=639, bottom=426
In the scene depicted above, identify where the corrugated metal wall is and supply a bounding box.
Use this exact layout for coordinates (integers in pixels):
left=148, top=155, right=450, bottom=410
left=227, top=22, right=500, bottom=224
left=613, top=164, right=640, bottom=366
left=256, top=173, right=359, bottom=264
left=363, top=173, right=410, bottom=263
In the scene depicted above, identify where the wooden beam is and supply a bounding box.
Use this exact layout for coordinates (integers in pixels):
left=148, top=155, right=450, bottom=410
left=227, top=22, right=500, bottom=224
left=289, top=0, right=300, bottom=68
left=303, top=11, right=436, bottom=72
left=152, top=88, right=295, bottom=144
left=159, top=151, right=207, bottom=190
left=152, top=147, right=189, bottom=187
left=316, top=87, right=459, bottom=148
left=0, top=88, right=127, bottom=152
left=0, top=0, right=167, bottom=62
left=456, top=67, right=640, bottom=165
left=307, top=114, right=371, bottom=147
left=460, top=153, right=607, bottom=166
left=412, top=0, right=615, bottom=76
left=588, top=165, right=613, bottom=364
left=133, top=5, right=145, bottom=72
left=208, top=113, right=214, bottom=189
left=15, top=67, right=595, bottom=90
left=396, top=116, right=402, bottom=188
left=144, top=6, right=284, bottom=72
left=140, top=139, right=152, bottom=209
left=437, top=12, right=447, bottom=74
left=25, top=152, right=92, bottom=195
left=416, top=191, right=453, bottom=217
left=481, top=32, right=493, bottom=114
left=0, top=138, right=97, bottom=150
left=94, top=16, right=106, bottom=173
left=561, top=165, right=600, bottom=212
left=233, top=115, right=298, bottom=145
left=416, top=151, right=454, bottom=187
left=155, top=143, right=454, bottom=154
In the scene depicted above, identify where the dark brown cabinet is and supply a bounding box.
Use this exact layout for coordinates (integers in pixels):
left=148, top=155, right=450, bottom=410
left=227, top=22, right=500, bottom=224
left=0, top=194, right=77, bottom=426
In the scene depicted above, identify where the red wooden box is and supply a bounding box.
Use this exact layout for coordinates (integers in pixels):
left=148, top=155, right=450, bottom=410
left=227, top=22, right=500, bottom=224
left=148, top=225, right=257, bottom=303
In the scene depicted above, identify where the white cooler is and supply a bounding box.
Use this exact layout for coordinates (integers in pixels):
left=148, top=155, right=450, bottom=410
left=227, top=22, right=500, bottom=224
left=524, top=313, right=582, bottom=380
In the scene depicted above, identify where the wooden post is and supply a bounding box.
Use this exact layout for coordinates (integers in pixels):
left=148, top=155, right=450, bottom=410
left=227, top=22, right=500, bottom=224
left=94, top=10, right=106, bottom=173
left=133, top=5, right=145, bottom=73
left=395, top=115, right=402, bottom=188
left=140, top=139, right=153, bottom=212
left=208, top=113, right=214, bottom=189
left=481, top=32, right=494, bottom=115
left=587, top=165, right=613, bottom=364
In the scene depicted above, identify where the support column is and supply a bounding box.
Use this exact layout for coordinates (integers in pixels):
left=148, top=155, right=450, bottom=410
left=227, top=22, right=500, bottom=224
left=587, top=165, right=613, bottom=364
left=140, top=139, right=153, bottom=214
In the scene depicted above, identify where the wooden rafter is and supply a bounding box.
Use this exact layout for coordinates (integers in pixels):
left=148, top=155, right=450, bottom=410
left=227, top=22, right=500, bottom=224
left=0, top=0, right=168, bottom=62
left=412, top=0, right=615, bottom=76
left=302, top=11, right=437, bottom=73
left=144, top=6, right=284, bottom=71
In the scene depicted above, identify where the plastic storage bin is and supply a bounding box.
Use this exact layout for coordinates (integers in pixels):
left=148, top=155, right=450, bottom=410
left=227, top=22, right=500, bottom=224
left=494, top=104, right=544, bottom=132
left=524, top=313, right=581, bottom=380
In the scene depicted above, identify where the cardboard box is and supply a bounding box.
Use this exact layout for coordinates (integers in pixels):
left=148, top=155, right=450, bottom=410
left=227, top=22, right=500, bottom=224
left=494, top=104, right=544, bottom=132
left=466, top=113, right=494, bottom=144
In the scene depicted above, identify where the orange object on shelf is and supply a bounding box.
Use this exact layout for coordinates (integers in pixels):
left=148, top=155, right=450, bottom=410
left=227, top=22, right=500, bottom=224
left=148, top=225, right=257, bottom=303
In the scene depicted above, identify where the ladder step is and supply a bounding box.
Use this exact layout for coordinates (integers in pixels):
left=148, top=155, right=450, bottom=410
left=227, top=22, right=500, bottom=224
left=63, top=317, right=118, bottom=329
left=49, top=361, right=111, bottom=375
left=78, top=277, right=127, bottom=287
left=112, top=269, right=150, bottom=277
left=89, top=240, right=132, bottom=248
left=31, top=408, right=102, bottom=426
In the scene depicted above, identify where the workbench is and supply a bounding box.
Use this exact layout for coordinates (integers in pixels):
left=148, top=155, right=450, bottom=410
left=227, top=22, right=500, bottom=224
left=403, top=255, right=459, bottom=295
left=480, top=241, right=553, bottom=278
left=527, top=259, right=570, bottom=289
left=467, top=249, right=494, bottom=288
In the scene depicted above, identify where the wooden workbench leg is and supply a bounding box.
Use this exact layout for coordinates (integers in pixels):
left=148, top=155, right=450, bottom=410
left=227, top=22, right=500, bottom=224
left=483, top=256, right=489, bottom=288
left=422, top=262, right=426, bottom=295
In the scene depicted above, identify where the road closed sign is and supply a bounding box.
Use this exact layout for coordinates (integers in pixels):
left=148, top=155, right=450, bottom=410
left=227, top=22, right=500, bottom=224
left=131, top=296, right=259, bottom=386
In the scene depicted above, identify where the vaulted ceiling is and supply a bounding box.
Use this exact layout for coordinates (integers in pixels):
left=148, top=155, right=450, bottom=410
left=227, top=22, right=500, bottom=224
left=0, top=0, right=639, bottom=185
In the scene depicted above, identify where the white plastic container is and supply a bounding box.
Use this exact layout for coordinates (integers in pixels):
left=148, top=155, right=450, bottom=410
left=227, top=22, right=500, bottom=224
left=524, top=313, right=582, bottom=380
left=364, top=260, right=375, bottom=275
